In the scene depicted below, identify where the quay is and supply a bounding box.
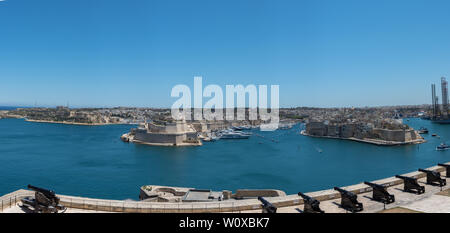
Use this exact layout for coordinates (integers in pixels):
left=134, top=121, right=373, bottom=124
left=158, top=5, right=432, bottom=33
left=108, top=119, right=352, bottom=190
left=1, top=162, right=449, bottom=213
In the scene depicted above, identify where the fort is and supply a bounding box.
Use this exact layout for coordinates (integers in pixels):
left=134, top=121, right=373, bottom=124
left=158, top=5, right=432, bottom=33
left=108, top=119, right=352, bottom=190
left=2, top=162, right=449, bottom=213
left=302, top=119, right=426, bottom=146
left=121, top=118, right=202, bottom=146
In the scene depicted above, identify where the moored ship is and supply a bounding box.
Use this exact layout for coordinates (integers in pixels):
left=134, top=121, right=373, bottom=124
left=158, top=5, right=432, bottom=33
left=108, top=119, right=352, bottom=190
left=418, top=127, right=429, bottom=134
left=436, top=143, right=450, bottom=151
left=219, top=129, right=251, bottom=139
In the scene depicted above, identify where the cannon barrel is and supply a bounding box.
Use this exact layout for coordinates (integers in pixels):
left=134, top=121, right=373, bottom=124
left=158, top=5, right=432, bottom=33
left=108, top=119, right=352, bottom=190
left=395, top=175, right=415, bottom=181
left=334, top=187, right=357, bottom=199
left=334, top=187, right=353, bottom=195
left=364, top=181, right=385, bottom=189
left=418, top=168, right=437, bottom=174
left=257, top=196, right=277, bottom=213
left=298, top=192, right=312, bottom=200
left=27, top=184, right=56, bottom=198
left=257, top=196, right=270, bottom=205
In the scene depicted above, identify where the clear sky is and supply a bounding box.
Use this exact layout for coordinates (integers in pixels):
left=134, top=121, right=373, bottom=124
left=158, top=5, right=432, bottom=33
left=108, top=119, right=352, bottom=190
left=1, top=0, right=449, bottom=108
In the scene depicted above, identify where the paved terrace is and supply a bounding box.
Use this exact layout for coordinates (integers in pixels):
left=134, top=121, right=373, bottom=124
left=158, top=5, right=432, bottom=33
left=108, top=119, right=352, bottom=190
left=1, top=162, right=449, bottom=213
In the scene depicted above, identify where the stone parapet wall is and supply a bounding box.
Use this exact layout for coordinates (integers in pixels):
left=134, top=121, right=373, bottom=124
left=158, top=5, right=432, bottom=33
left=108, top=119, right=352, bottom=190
left=233, top=189, right=286, bottom=199
left=0, top=189, right=34, bottom=212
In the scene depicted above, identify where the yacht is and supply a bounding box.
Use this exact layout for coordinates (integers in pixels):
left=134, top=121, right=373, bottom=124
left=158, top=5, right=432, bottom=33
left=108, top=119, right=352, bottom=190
left=232, top=126, right=252, bottom=131
left=418, top=127, right=429, bottom=134
left=219, top=129, right=251, bottom=139
left=436, top=143, right=450, bottom=151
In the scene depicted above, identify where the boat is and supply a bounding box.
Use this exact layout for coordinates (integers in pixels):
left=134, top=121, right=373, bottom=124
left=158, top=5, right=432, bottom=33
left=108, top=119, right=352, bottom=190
left=259, top=123, right=279, bottom=131
left=418, top=127, right=429, bottom=134
left=210, top=136, right=220, bottom=141
left=436, top=143, right=450, bottom=151
left=210, top=132, right=221, bottom=141
left=220, top=132, right=250, bottom=139
left=201, top=132, right=221, bottom=142
left=232, top=126, right=252, bottom=131
left=221, top=129, right=252, bottom=135
left=219, top=130, right=250, bottom=139
left=279, top=123, right=295, bottom=130
left=432, top=134, right=438, bottom=137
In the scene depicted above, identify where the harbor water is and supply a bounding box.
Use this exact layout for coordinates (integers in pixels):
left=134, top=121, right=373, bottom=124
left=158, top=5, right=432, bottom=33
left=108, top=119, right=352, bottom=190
left=0, top=118, right=448, bottom=200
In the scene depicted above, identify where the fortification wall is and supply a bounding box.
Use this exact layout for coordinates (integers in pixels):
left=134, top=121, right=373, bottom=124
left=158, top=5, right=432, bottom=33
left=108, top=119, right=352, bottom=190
left=134, top=131, right=184, bottom=144
left=372, top=128, right=417, bottom=142
left=341, top=124, right=356, bottom=138
left=305, top=122, right=327, bottom=136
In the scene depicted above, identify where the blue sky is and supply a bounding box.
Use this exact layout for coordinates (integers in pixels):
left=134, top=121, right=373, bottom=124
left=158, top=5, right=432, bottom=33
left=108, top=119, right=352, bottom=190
left=0, top=0, right=449, bottom=108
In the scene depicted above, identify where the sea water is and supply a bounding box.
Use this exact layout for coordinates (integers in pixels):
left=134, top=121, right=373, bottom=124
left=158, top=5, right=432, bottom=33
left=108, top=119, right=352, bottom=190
left=0, top=118, right=448, bottom=200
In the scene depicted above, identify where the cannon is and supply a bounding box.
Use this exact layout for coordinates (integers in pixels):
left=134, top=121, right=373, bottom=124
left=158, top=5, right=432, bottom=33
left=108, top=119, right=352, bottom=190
left=257, top=196, right=277, bottom=213
left=298, top=192, right=324, bottom=213
left=20, top=185, right=66, bottom=213
left=395, top=175, right=425, bottom=194
left=418, top=169, right=446, bottom=187
left=438, top=164, right=450, bottom=178
left=364, top=182, right=395, bottom=204
left=333, top=187, right=363, bottom=212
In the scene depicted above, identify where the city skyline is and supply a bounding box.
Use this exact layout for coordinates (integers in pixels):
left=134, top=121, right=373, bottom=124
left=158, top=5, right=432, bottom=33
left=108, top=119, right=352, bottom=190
left=1, top=0, right=450, bottom=108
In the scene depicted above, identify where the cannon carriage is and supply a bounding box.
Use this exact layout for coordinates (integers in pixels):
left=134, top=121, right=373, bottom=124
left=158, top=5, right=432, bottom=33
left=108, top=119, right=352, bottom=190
left=364, top=181, right=395, bottom=204
left=298, top=192, right=324, bottom=213
left=20, top=185, right=66, bottom=213
left=395, top=175, right=425, bottom=194
left=333, top=187, right=363, bottom=212
left=418, top=169, right=446, bottom=187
